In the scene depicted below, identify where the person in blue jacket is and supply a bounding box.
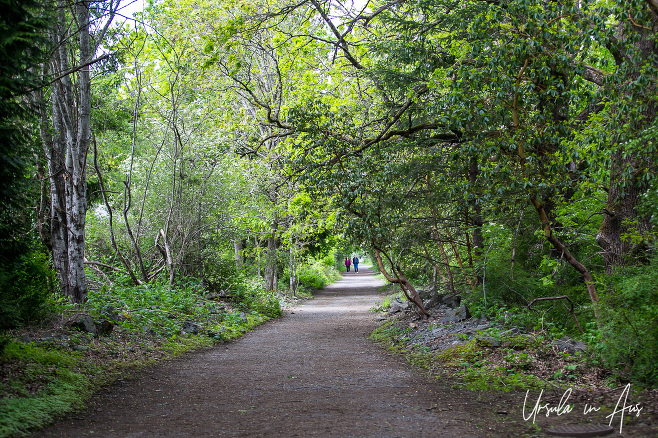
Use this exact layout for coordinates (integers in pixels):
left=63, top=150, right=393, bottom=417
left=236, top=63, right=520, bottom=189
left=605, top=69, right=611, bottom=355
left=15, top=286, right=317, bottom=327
left=352, top=256, right=359, bottom=273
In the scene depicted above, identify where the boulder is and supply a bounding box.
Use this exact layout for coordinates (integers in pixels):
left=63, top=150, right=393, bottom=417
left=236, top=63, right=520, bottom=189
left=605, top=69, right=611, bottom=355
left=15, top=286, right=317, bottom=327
left=440, top=304, right=471, bottom=323
left=476, top=315, right=489, bottom=327
left=417, top=289, right=433, bottom=300
left=388, top=299, right=409, bottom=314
left=67, top=314, right=97, bottom=335
left=552, top=336, right=587, bottom=354
left=454, top=304, right=471, bottom=320
left=423, top=295, right=442, bottom=310
left=440, top=294, right=461, bottom=309
left=95, top=319, right=114, bottom=336
left=440, top=308, right=457, bottom=323
left=101, top=305, right=120, bottom=321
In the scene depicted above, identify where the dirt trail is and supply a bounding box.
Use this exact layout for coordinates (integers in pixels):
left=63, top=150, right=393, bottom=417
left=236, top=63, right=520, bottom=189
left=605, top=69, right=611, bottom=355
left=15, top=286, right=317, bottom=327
left=35, top=267, right=526, bottom=437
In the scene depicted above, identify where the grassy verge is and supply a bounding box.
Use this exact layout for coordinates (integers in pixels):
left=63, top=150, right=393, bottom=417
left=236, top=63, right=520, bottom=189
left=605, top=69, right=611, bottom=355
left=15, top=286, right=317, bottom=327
left=0, top=277, right=280, bottom=437
left=370, top=319, right=588, bottom=392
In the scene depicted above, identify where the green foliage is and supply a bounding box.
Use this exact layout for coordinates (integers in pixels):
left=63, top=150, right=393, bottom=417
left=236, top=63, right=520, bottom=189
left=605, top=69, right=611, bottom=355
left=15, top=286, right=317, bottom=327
left=0, top=342, right=91, bottom=438
left=0, top=0, right=50, bottom=331
left=0, top=250, right=54, bottom=330
left=229, top=275, right=282, bottom=319
left=459, top=365, right=546, bottom=392
left=290, top=256, right=341, bottom=291
left=590, top=259, right=658, bottom=386
left=87, top=280, right=204, bottom=338
left=86, top=274, right=281, bottom=335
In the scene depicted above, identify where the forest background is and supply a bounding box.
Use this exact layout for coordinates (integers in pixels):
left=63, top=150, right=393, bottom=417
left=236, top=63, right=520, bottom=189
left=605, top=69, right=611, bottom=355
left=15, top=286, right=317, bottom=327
left=1, top=0, right=658, bottom=430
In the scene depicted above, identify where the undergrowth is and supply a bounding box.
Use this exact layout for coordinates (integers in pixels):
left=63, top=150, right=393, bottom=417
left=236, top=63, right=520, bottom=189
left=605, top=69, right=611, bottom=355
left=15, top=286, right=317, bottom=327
left=371, top=321, right=580, bottom=393
left=0, top=276, right=281, bottom=438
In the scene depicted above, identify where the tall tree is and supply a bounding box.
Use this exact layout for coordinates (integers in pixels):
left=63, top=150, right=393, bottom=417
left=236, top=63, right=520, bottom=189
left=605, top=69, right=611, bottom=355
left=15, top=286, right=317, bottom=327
left=38, top=0, right=119, bottom=302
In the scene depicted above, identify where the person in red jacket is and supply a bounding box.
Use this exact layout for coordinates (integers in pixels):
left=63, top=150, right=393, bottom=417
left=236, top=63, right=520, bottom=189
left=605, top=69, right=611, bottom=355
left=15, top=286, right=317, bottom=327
left=345, top=257, right=351, bottom=272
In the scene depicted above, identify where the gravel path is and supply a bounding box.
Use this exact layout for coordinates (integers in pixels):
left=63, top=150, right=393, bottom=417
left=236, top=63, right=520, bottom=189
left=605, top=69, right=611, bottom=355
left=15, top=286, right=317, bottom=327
left=35, top=267, right=525, bottom=437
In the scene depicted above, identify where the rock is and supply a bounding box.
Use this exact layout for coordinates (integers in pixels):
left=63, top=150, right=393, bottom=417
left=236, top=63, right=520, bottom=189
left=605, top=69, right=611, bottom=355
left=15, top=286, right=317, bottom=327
left=95, top=319, right=114, bottom=336
left=71, top=344, right=88, bottom=352
left=18, top=334, right=32, bottom=343
left=40, top=332, right=69, bottom=342
left=238, top=312, right=248, bottom=324
left=181, top=320, right=201, bottom=335
left=440, top=308, right=458, bottom=323
left=443, top=304, right=471, bottom=323
left=552, top=336, right=587, bottom=354
left=423, top=295, right=442, bottom=309
left=101, top=306, right=120, bottom=321
left=454, top=304, right=471, bottom=321
left=67, top=314, right=97, bottom=335
left=417, top=289, right=433, bottom=300
left=388, top=299, right=409, bottom=314
left=441, top=294, right=461, bottom=309
left=476, top=315, right=489, bottom=326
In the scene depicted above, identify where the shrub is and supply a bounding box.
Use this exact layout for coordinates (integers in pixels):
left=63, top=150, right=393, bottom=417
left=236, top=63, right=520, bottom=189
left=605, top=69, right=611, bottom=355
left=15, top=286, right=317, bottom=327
left=230, top=275, right=282, bottom=318
left=291, top=256, right=341, bottom=290
left=591, top=259, right=658, bottom=386
left=0, top=250, right=54, bottom=330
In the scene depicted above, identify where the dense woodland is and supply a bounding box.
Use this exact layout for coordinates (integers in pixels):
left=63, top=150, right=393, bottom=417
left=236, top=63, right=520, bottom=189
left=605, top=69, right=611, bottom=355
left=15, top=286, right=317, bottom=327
left=1, top=0, right=657, bottom=392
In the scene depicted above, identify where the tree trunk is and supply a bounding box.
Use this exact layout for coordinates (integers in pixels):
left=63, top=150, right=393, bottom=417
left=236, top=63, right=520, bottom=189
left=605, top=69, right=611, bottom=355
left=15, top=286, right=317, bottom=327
left=595, top=6, right=657, bottom=274
left=448, top=239, right=475, bottom=289
left=41, top=85, right=68, bottom=290
left=234, top=239, right=244, bottom=271
left=436, top=240, right=455, bottom=294
left=597, top=150, right=652, bottom=274
left=38, top=1, right=92, bottom=302
left=255, top=236, right=261, bottom=277
left=289, top=243, right=295, bottom=296
left=264, top=216, right=278, bottom=292
left=374, top=249, right=430, bottom=318
left=468, top=157, right=484, bottom=285
left=530, top=196, right=599, bottom=317
left=62, top=0, right=91, bottom=303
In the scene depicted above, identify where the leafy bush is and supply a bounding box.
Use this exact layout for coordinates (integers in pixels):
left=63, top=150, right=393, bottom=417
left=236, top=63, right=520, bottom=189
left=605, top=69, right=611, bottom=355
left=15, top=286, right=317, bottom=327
left=230, top=275, right=282, bottom=318
left=86, top=274, right=281, bottom=335
left=292, top=256, right=341, bottom=290
left=0, top=251, right=54, bottom=330
left=591, top=259, right=658, bottom=386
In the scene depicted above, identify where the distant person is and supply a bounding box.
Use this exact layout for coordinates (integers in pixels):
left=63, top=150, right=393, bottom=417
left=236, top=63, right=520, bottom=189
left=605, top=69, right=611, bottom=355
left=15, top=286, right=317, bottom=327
left=345, top=257, right=351, bottom=272
left=352, top=256, right=359, bottom=273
